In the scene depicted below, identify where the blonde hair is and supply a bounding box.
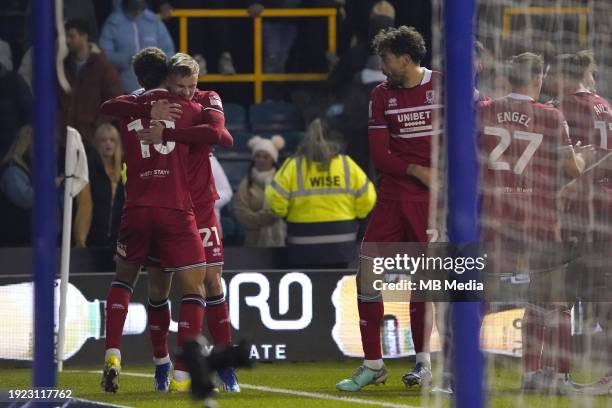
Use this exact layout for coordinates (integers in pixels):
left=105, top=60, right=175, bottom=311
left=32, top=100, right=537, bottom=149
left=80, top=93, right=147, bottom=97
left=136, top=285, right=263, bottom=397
left=295, top=118, right=341, bottom=171
left=93, top=123, right=122, bottom=186
left=1, top=125, right=33, bottom=171
left=168, top=52, right=199, bottom=78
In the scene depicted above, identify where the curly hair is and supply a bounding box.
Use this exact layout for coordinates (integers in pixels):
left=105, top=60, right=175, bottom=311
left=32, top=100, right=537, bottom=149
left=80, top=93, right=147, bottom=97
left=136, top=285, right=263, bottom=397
left=372, top=25, right=427, bottom=63
left=132, top=47, right=168, bottom=90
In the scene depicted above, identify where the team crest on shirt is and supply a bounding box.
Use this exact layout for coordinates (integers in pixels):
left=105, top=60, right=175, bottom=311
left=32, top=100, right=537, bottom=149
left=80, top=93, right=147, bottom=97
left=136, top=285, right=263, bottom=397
left=425, top=90, right=435, bottom=105
left=209, top=95, right=223, bottom=108
left=388, top=97, right=398, bottom=107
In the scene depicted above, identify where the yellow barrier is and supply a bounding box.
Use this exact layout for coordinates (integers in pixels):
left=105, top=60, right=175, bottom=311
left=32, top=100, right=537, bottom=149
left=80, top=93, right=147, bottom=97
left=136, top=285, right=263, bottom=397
left=169, top=8, right=337, bottom=102
left=502, top=7, right=590, bottom=47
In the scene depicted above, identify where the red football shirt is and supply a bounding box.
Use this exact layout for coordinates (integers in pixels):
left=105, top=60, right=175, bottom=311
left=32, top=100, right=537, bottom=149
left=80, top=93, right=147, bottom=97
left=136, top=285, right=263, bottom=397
left=188, top=89, right=225, bottom=205
left=478, top=93, right=573, bottom=234
left=559, top=89, right=612, bottom=149
left=368, top=68, right=443, bottom=200
left=120, top=88, right=202, bottom=211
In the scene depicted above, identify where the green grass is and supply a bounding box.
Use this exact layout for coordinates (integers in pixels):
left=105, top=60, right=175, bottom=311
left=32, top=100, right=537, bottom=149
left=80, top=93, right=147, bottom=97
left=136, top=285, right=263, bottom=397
left=1, top=359, right=611, bottom=408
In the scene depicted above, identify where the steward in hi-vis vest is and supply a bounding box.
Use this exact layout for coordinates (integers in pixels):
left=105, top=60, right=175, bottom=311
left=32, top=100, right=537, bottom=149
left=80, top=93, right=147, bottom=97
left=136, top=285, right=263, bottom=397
left=265, top=119, right=376, bottom=267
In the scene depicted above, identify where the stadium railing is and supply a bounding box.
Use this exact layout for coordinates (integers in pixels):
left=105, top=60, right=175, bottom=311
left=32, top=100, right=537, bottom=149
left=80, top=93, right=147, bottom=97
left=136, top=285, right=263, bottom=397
left=169, top=8, right=337, bottom=103
left=501, top=6, right=589, bottom=46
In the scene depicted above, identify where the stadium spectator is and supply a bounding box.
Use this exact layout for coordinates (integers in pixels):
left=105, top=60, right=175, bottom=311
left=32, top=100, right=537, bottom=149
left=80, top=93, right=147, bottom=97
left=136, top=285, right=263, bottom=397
left=0, top=0, right=30, bottom=67
left=327, top=1, right=395, bottom=173
left=0, top=39, right=31, bottom=159
left=211, top=154, right=233, bottom=230
left=63, top=0, right=99, bottom=41
left=100, top=0, right=175, bottom=92
left=0, top=125, right=33, bottom=246
left=265, top=118, right=375, bottom=267
left=235, top=135, right=286, bottom=247
left=336, top=26, right=438, bottom=393
left=478, top=52, right=583, bottom=395
left=248, top=0, right=301, bottom=74
left=158, top=0, right=238, bottom=75
left=73, top=124, right=124, bottom=248
left=60, top=19, right=123, bottom=145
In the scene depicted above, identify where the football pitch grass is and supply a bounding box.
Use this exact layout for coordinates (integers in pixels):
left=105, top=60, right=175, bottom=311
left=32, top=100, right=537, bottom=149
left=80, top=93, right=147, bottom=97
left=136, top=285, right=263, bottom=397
left=1, top=359, right=610, bottom=408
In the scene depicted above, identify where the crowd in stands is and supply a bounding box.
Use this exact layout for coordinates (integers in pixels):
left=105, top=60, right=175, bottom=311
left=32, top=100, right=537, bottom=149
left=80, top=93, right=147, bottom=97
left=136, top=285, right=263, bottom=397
left=0, top=0, right=609, bottom=256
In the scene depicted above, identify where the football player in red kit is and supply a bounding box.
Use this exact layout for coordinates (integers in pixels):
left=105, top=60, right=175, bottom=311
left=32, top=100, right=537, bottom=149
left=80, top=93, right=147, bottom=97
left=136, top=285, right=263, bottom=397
left=138, top=53, right=239, bottom=392
left=336, top=26, right=440, bottom=392
left=556, top=51, right=612, bottom=395
left=101, top=53, right=237, bottom=392
left=478, top=52, right=583, bottom=395
left=100, top=47, right=218, bottom=393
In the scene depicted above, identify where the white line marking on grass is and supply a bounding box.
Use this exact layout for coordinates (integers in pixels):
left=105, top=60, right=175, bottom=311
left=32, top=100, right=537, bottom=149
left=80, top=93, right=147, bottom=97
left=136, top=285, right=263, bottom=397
left=68, top=370, right=421, bottom=408
left=238, top=383, right=422, bottom=408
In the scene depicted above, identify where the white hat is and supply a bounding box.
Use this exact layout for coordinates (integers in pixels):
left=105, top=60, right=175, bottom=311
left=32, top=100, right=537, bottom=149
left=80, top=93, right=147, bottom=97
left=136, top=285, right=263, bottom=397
left=248, top=135, right=285, bottom=163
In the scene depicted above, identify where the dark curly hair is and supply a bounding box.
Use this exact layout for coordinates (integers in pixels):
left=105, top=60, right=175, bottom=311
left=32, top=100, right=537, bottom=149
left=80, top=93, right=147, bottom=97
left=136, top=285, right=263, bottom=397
left=132, top=47, right=168, bottom=90
left=372, top=26, right=427, bottom=64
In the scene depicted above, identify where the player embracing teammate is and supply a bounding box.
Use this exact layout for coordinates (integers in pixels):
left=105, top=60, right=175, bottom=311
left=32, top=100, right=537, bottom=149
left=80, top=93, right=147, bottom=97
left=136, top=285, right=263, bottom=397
left=99, top=48, right=238, bottom=393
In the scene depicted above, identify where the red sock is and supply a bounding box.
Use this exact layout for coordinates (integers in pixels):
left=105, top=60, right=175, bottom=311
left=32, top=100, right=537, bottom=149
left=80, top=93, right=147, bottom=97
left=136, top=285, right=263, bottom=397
left=105, top=280, right=133, bottom=351
left=147, top=298, right=170, bottom=359
left=410, top=301, right=432, bottom=353
left=206, top=295, right=232, bottom=347
left=541, top=327, right=553, bottom=369
left=522, top=308, right=545, bottom=372
left=174, top=295, right=205, bottom=372
left=358, top=301, right=383, bottom=360
left=549, top=309, right=571, bottom=374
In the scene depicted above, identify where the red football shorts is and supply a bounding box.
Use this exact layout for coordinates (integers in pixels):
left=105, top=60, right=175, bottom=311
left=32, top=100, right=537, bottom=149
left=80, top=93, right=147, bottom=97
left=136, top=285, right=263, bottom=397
left=117, top=206, right=206, bottom=272
left=194, top=200, right=224, bottom=267
left=362, top=198, right=429, bottom=243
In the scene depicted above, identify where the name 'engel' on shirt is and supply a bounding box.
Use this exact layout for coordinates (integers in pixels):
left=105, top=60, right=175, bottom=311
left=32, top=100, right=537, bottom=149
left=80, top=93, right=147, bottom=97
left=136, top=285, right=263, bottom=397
left=497, top=111, right=532, bottom=127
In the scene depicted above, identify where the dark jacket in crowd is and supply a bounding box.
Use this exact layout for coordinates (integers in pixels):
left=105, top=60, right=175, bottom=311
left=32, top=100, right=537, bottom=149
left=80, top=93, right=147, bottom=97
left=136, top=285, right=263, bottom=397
left=60, top=47, right=123, bottom=145
left=0, top=69, right=31, bottom=158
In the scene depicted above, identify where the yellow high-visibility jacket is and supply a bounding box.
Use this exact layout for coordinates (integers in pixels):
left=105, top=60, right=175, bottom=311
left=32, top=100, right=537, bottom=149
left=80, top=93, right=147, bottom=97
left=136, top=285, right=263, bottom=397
left=265, top=154, right=376, bottom=265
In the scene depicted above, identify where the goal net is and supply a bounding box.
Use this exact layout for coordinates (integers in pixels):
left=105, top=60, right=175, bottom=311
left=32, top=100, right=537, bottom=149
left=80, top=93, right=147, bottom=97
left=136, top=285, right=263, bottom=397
left=428, top=0, right=612, bottom=405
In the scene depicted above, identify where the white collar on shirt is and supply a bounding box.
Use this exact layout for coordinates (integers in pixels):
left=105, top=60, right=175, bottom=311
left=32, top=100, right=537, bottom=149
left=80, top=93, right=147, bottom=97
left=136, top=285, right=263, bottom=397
left=420, top=68, right=432, bottom=85
left=574, top=86, right=592, bottom=94
left=507, top=92, right=534, bottom=101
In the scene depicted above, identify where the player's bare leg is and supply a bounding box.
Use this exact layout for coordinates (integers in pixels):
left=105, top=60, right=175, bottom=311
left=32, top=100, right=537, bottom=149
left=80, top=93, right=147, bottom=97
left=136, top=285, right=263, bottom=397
left=169, top=266, right=207, bottom=390
left=336, top=256, right=388, bottom=392
left=147, top=266, right=173, bottom=391
left=204, top=264, right=240, bottom=391
left=101, top=258, right=140, bottom=393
